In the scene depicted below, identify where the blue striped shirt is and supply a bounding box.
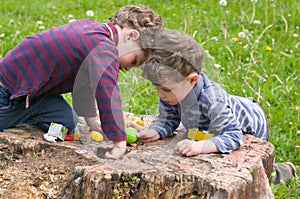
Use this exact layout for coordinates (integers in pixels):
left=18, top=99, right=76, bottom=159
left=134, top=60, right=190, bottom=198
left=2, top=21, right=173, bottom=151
left=150, top=73, right=268, bottom=153
left=0, top=20, right=126, bottom=141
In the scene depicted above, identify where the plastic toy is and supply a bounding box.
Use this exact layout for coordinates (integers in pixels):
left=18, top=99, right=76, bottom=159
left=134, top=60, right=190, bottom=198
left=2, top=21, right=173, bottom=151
left=125, top=127, right=138, bottom=144
left=90, top=130, right=104, bottom=142
left=188, top=128, right=213, bottom=140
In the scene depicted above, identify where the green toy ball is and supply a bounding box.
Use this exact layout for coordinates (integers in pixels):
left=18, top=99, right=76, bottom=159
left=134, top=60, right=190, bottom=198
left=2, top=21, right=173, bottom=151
left=125, top=127, right=138, bottom=144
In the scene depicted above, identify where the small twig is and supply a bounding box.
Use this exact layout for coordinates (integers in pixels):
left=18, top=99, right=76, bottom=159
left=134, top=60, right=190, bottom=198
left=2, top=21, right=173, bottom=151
left=250, top=2, right=256, bottom=24
left=225, top=45, right=234, bottom=58
left=243, top=78, right=263, bottom=101
left=256, top=24, right=273, bottom=42
left=280, top=15, right=288, bottom=33
left=269, top=74, right=284, bottom=85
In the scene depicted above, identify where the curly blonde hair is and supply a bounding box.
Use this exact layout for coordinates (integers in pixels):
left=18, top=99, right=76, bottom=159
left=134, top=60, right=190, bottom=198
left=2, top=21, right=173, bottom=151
left=142, top=29, right=204, bottom=84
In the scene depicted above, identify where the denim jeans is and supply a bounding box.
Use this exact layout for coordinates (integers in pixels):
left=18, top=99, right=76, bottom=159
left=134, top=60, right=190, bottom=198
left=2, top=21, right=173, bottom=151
left=271, top=162, right=296, bottom=185
left=0, top=86, right=78, bottom=132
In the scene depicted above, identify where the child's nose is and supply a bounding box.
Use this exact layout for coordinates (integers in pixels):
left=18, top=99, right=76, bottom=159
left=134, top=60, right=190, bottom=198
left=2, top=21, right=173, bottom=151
left=157, top=90, right=165, bottom=98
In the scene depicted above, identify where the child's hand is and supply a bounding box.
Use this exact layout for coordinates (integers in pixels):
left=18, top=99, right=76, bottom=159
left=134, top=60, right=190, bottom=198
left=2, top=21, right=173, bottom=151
left=105, top=140, right=126, bottom=160
left=173, top=139, right=219, bottom=156
left=137, top=128, right=160, bottom=143
left=173, top=139, right=201, bottom=156
left=85, top=117, right=102, bottom=132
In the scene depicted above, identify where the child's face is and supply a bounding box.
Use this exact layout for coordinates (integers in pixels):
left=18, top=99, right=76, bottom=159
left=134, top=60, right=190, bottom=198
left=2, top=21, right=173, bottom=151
left=119, top=48, right=146, bottom=71
left=153, top=73, right=199, bottom=105
left=118, top=28, right=147, bottom=71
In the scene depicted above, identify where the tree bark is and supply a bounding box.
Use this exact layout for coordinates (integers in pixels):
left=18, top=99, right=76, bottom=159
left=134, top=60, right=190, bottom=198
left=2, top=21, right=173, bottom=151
left=62, top=133, right=275, bottom=199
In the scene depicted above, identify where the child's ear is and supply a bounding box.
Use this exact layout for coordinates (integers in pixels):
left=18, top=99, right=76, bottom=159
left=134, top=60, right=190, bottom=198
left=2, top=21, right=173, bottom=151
left=187, top=73, right=199, bottom=86
left=127, top=30, right=140, bottom=41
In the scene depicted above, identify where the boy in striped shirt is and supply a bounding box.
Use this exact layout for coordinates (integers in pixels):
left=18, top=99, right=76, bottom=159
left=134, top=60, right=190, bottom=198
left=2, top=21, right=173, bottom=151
left=0, top=5, right=164, bottom=159
left=137, top=29, right=296, bottom=184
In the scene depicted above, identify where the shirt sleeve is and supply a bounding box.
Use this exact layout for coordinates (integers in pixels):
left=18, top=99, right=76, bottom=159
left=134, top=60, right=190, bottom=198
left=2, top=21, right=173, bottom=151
left=149, top=100, right=181, bottom=139
left=207, top=99, right=244, bottom=153
left=73, top=44, right=126, bottom=142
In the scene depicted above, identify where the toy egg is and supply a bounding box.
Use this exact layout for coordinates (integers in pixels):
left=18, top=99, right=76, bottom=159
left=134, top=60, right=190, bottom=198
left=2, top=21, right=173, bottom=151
left=90, top=131, right=104, bottom=142
left=130, top=117, right=145, bottom=127
left=125, top=127, right=138, bottom=144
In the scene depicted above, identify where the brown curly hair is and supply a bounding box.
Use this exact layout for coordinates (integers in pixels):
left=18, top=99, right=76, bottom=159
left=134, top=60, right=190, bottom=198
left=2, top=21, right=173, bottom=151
left=109, top=5, right=164, bottom=49
left=109, top=5, right=163, bottom=29
left=142, top=29, right=204, bottom=84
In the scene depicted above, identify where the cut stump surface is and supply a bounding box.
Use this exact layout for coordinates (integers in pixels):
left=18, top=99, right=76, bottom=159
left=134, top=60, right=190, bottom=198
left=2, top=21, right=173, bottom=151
left=0, top=116, right=275, bottom=199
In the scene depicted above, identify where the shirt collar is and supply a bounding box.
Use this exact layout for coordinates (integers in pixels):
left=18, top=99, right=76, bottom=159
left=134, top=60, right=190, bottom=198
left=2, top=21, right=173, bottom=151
left=104, top=22, right=119, bottom=46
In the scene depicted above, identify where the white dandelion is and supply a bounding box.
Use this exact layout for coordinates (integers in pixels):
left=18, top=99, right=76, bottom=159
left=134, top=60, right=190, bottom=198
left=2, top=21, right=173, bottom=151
left=36, top=20, right=43, bottom=25
left=253, top=20, right=261, bottom=25
left=86, top=10, right=94, bottom=17
left=238, top=32, right=246, bottom=38
left=214, top=64, right=221, bottom=68
left=219, top=0, right=227, bottom=6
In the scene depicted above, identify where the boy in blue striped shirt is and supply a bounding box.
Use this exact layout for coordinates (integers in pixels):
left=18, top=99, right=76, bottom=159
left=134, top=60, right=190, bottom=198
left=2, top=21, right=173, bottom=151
left=0, top=5, right=163, bottom=159
left=137, top=29, right=296, bottom=184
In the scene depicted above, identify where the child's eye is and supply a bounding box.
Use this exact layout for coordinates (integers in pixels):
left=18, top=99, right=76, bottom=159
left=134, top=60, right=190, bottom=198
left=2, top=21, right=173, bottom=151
left=132, top=59, right=137, bottom=66
left=162, top=88, right=172, bottom=92
left=153, top=84, right=173, bottom=92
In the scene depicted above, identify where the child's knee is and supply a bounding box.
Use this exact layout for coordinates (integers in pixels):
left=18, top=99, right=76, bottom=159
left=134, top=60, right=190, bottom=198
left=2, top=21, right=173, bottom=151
left=39, top=115, right=78, bottom=133
left=65, top=114, right=79, bottom=132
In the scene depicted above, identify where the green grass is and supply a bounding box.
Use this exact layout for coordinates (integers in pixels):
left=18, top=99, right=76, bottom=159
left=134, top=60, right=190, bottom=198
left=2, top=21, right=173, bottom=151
left=0, top=0, right=299, bottom=197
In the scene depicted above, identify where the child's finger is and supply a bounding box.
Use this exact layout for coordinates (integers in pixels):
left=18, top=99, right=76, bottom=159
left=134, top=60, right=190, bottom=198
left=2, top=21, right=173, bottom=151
left=181, top=147, right=190, bottom=155
left=137, top=131, right=160, bottom=143
left=185, top=147, right=197, bottom=156
left=175, top=139, right=196, bottom=155
left=137, top=137, right=152, bottom=143
left=174, top=139, right=187, bottom=153
left=173, top=141, right=182, bottom=153
left=138, top=131, right=152, bottom=138
left=127, top=122, right=144, bottom=131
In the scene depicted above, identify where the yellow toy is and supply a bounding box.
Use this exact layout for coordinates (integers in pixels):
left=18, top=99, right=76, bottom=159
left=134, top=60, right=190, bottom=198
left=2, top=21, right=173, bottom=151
left=90, top=131, right=104, bottom=142
left=188, top=129, right=213, bottom=141
left=124, top=115, right=145, bottom=127
left=130, top=117, right=145, bottom=127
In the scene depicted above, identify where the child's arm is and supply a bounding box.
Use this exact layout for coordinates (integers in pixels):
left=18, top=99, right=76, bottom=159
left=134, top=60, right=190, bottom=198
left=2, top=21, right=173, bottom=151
left=127, top=121, right=161, bottom=142
left=85, top=117, right=102, bottom=132
left=75, top=43, right=127, bottom=160
left=148, top=100, right=181, bottom=139
left=174, top=139, right=219, bottom=156
left=128, top=100, right=179, bottom=143
left=206, top=99, right=244, bottom=153
left=174, top=98, right=244, bottom=156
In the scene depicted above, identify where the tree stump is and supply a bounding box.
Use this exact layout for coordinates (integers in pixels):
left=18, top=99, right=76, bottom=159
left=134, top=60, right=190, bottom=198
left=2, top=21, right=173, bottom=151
left=1, top=117, right=275, bottom=199
left=63, top=132, right=275, bottom=199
